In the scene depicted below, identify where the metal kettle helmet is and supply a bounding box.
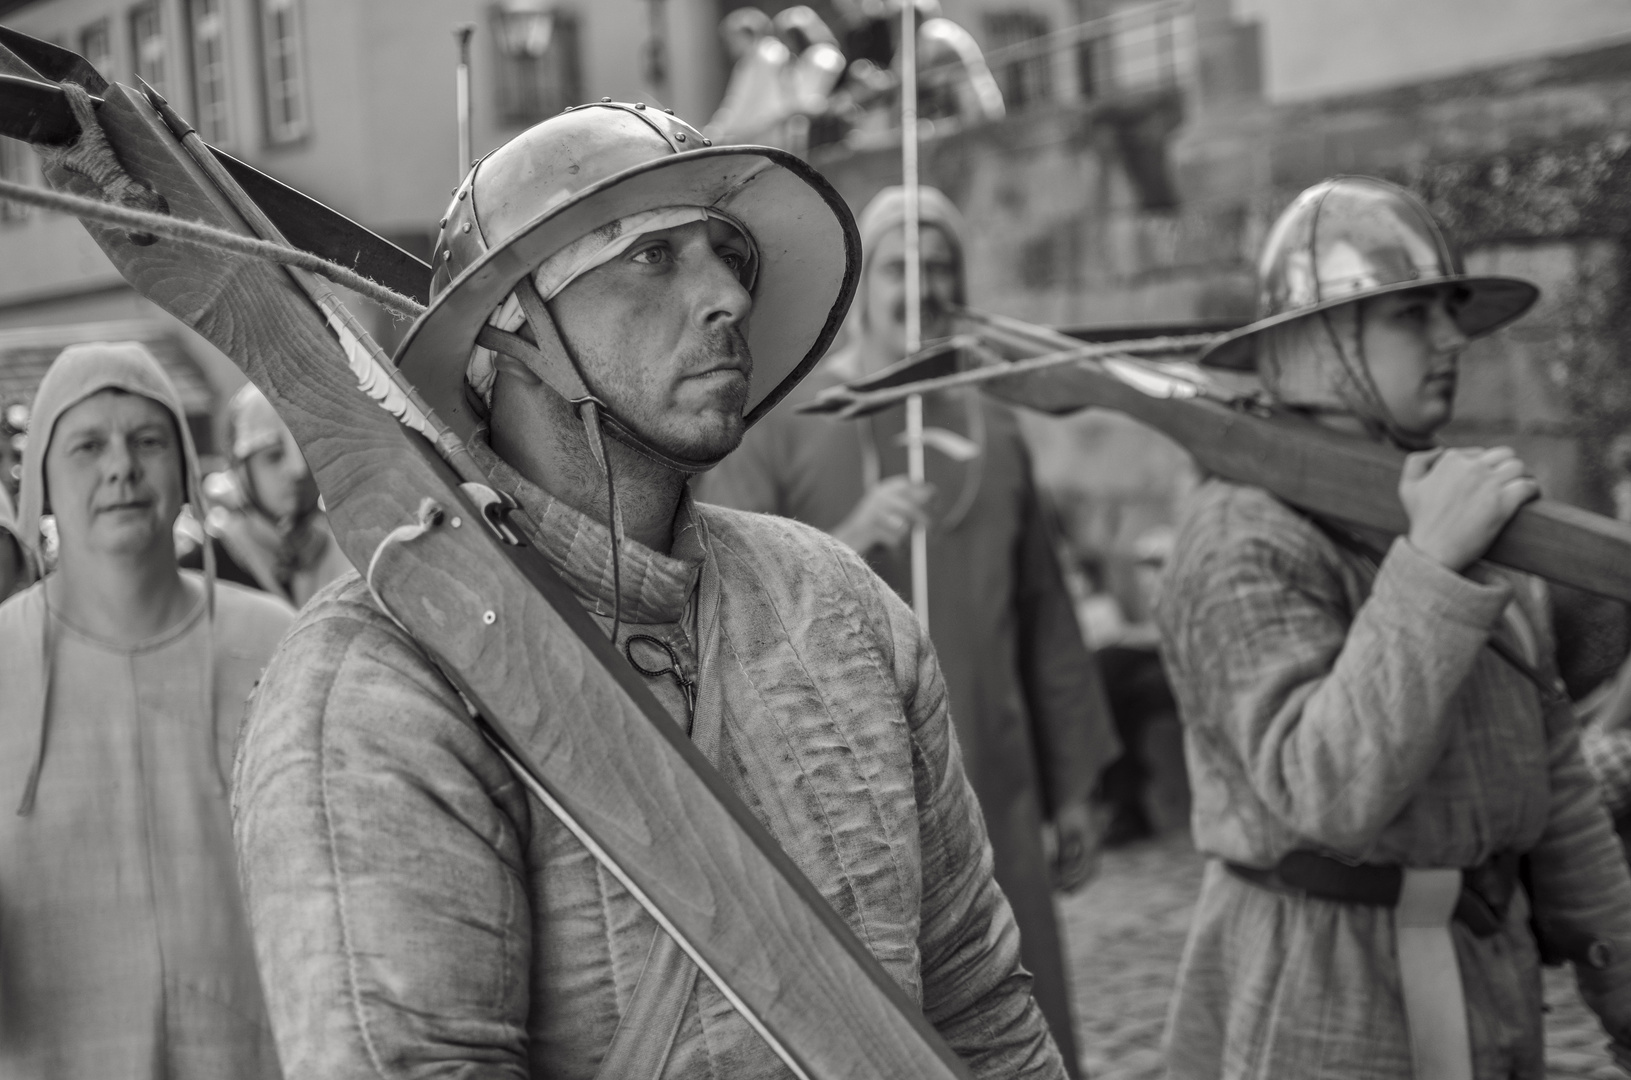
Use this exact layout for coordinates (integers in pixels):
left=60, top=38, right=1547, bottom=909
left=1199, top=176, right=1539, bottom=370
left=394, top=100, right=861, bottom=471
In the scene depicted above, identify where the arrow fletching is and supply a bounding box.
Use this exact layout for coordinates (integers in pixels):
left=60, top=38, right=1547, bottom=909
left=315, top=296, right=436, bottom=440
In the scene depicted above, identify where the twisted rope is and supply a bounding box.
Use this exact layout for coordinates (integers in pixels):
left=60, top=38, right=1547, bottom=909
left=0, top=175, right=426, bottom=320
left=34, top=82, right=169, bottom=244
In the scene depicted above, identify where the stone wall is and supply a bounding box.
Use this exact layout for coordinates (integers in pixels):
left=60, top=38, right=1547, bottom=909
left=809, top=38, right=1631, bottom=595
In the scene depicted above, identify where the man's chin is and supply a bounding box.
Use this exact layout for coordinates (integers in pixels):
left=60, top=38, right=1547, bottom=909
left=1400, top=404, right=1452, bottom=441
left=631, top=411, right=746, bottom=466
left=682, top=416, right=748, bottom=463
left=88, top=520, right=166, bottom=558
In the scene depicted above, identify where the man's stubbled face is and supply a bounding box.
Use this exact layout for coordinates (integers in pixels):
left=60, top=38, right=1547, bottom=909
left=549, top=217, right=756, bottom=463
left=1358, top=285, right=1469, bottom=440
left=862, top=223, right=960, bottom=357
left=45, top=389, right=184, bottom=563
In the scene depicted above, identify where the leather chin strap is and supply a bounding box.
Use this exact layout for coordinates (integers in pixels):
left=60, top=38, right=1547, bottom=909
left=1315, top=307, right=1434, bottom=453
left=476, top=276, right=723, bottom=475
left=475, top=274, right=729, bottom=644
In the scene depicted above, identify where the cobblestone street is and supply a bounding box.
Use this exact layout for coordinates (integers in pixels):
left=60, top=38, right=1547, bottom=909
left=1060, top=833, right=1624, bottom=1080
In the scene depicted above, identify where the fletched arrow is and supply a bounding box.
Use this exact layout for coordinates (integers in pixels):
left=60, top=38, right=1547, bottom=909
left=316, top=295, right=436, bottom=440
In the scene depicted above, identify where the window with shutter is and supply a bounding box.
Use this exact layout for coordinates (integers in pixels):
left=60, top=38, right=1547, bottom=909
left=983, top=11, right=1053, bottom=109
left=0, top=137, right=34, bottom=225
left=492, top=2, right=582, bottom=128
left=259, top=0, right=309, bottom=145
left=80, top=19, right=114, bottom=83
left=188, top=0, right=232, bottom=145
left=129, top=1, right=167, bottom=98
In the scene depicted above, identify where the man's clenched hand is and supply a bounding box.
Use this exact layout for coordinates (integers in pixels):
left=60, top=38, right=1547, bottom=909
left=1400, top=446, right=1539, bottom=572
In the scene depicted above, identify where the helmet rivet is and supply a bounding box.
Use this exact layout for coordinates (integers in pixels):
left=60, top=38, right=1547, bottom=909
left=438, top=217, right=447, bottom=228
left=665, top=108, right=675, bottom=115
left=675, top=132, right=686, bottom=142
left=461, top=222, right=472, bottom=233
left=601, top=96, right=612, bottom=102
left=457, top=189, right=467, bottom=201
left=703, top=138, right=712, bottom=146
left=635, top=101, right=645, bottom=109
left=442, top=250, right=451, bottom=261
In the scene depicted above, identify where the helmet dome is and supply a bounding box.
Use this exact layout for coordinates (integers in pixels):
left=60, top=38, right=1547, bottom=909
left=394, top=101, right=860, bottom=447
left=1200, top=176, right=1538, bottom=370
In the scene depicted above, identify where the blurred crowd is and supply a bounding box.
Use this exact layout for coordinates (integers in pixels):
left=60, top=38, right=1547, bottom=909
left=0, top=379, right=351, bottom=610
left=704, top=0, right=1006, bottom=155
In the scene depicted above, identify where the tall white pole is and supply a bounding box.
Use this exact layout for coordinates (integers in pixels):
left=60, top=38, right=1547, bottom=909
left=900, top=1, right=929, bottom=629
left=455, top=25, right=475, bottom=181
left=645, top=0, right=671, bottom=103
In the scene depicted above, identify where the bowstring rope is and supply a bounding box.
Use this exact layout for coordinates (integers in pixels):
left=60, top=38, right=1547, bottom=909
left=0, top=176, right=426, bottom=320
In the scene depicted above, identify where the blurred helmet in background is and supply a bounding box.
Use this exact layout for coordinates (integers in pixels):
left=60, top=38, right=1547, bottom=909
left=1200, top=175, right=1538, bottom=370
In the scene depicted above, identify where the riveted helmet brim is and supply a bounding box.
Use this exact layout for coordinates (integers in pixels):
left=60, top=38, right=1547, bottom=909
left=1199, top=176, right=1539, bottom=371
left=394, top=133, right=859, bottom=446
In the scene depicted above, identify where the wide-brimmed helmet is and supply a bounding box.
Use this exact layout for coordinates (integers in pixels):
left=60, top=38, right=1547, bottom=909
left=393, top=100, right=860, bottom=469
left=1199, top=176, right=1538, bottom=370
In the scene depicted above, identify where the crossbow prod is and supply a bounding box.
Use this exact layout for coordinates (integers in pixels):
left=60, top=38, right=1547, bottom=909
left=802, top=305, right=1631, bottom=606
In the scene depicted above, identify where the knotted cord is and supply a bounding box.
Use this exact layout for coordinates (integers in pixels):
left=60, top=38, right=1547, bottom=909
left=363, top=498, right=447, bottom=632
left=623, top=634, right=698, bottom=714
left=34, top=82, right=168, bottom=245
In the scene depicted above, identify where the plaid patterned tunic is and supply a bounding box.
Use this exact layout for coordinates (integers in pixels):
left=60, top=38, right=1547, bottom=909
left=1157, top=478, right=1631, bottom=1079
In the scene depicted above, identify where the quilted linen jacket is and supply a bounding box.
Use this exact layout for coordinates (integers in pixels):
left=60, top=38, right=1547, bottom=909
left=1157, top=478, right=1631, bottom=1080
left=232, top=470, right=1063, bottom=1079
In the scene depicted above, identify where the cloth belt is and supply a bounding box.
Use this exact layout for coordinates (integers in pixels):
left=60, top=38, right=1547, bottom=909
left=1227, top=850, right=1522, bottom=1080
left=1225, top=849, right=1520, bottom=937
